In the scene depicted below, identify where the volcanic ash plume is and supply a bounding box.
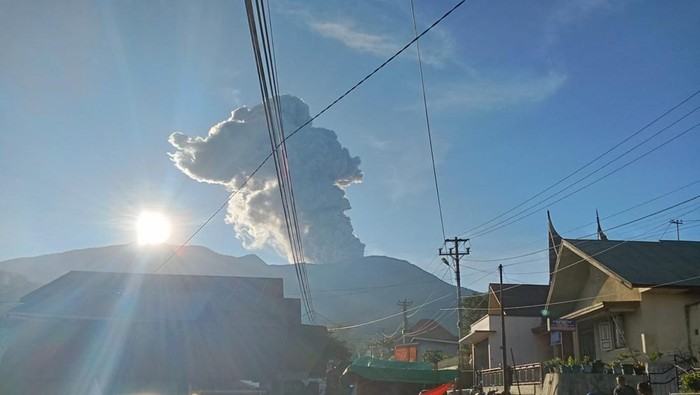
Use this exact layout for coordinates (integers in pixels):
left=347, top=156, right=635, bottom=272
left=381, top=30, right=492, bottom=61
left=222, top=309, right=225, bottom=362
left=168, top=95, right=365, bottom=263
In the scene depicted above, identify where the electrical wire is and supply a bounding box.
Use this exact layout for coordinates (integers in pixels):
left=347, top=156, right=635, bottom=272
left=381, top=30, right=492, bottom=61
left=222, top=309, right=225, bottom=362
left=461, top=182, right=700, bottom=264
left=468, top=118, right=700, bottom=240
left=410, top=0, right=446, bottom=243
left=459, top=89, right=700, bottom=239
left=151, top=0, right=467, bottom=278
left=245, top=0, right=314, bottom=321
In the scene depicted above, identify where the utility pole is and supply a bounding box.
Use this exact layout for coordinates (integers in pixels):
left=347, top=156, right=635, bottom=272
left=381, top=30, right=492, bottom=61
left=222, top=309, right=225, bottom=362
left=439, top=237, right=470, bottom=378
left=670, top=219, right=683, bottom=240
left=397, top=298, right=413, bottom=343
left=499, top=264, right=510, bottom=395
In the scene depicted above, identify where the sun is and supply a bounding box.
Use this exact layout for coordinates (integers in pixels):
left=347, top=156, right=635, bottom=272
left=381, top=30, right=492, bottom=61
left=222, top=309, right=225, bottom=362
left=136, top=211, right=172, bottom=245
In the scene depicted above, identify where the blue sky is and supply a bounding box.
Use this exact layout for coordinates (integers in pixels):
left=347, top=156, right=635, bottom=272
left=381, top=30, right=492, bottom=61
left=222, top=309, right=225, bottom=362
left=1, top=0, right=699, bottom=292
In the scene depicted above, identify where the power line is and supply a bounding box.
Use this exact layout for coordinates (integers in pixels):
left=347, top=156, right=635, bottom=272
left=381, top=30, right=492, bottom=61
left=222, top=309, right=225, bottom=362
left=462, top=181, right=700, bottom=264
left=468, top=117, right=700, bottom=240
left=245, top=0, right=314, bottom=321
left=410, top=0, right=446, bottom=242
left=151, top=0, right=467, bottom=276
left=459, top=89, right=700, bottom=239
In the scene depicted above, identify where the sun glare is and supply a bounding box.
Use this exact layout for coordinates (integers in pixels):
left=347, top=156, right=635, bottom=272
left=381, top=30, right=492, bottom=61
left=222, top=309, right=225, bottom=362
left=136, top=212, right=172, bottom=245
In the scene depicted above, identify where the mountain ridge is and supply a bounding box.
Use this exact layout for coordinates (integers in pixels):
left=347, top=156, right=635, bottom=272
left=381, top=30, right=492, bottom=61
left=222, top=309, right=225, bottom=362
left=0, top=244, right=474, bottom=349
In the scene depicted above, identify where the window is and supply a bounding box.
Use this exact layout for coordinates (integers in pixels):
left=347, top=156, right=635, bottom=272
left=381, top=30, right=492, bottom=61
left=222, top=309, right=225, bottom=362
left=612, top=315, right=626, bottom=349
left=599, top=321, right=612, bottom=351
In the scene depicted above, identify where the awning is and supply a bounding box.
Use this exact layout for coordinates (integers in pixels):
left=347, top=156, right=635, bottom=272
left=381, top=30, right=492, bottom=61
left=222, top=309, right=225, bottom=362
left=561, top=301, right=640, bottom=321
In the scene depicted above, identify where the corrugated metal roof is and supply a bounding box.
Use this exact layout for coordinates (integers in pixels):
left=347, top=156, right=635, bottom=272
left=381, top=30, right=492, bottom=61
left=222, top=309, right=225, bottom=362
left=566, top=239, right=700, bottom=287
left=0, top=271, right=328, bottom=389
left=489, top=283, right=549, bottom=317
left=406, top=319, right=457, bottom=342
left=13, top=271, right=289, bottom=322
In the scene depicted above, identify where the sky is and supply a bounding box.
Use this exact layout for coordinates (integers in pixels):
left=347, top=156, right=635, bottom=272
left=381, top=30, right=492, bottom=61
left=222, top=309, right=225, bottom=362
left=1, top=0, right=700, bottom=294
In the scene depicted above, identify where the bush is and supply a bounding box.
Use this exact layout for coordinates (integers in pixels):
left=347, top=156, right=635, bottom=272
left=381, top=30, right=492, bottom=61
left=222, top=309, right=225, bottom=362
left=680, top=370, right=700, bottom=392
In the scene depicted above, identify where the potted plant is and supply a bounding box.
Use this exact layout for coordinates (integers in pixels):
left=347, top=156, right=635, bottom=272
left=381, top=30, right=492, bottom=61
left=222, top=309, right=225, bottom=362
left=560, top=356, right=573, bottom=373
left=567, top=356, right=582, bottom=373
left=648, top=351, right=663, bottom=362
left=544, top=357, right=561, bottom=373
left=680, top=370, right=700, bottom=393
left=591, top=359, right=606, bottom=374
left=608, top=360, right=622, bottom=375
left=619, top=351, right=636, bottom=375
left=582, top=355, right=593, bottom=373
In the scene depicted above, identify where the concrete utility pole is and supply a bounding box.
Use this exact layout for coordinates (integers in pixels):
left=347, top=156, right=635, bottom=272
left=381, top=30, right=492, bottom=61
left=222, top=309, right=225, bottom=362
left=439, top=237, right=470, bottom=372
left=670, top=219, right=683, bottom=240
left=397, top=298, right=413, bottom=343
left=499, top=264, right=510, bottom=395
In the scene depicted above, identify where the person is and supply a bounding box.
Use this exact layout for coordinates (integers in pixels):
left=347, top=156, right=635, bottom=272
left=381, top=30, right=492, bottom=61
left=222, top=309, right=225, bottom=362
left=613, top=376, right=636, bottom=395
left=637, top=381, right=653, bottom=395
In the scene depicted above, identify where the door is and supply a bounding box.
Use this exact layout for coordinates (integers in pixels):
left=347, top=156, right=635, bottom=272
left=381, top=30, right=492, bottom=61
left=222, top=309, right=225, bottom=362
left=579, top=330, right=596, bottom=361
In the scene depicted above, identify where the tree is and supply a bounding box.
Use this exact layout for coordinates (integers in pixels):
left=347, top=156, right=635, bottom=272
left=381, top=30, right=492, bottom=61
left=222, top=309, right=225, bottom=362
left=458, top=293, right=488, bottom=367
left=312, top=330, right=353, bottom=378
left=366, top=335, right=397, bottom=360
left=423, top=349, right=447, bottom=368
left=460, top=293, right=488, bottom=334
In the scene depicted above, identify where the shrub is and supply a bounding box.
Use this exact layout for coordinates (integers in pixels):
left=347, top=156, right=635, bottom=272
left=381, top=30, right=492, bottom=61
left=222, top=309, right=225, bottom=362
left=680, top=370, right=700, bottom=393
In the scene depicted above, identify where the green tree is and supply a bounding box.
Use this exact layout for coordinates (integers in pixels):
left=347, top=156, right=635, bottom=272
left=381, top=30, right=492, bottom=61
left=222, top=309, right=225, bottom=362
left=458, top=293, right=488, bottom=368
left=423, top=349, right=447, bottom=369
left=460, top=293, right=488, bottom=334
left=313, top=330, right=353, bottom=377
left=367, top=335, right=397, bottom=360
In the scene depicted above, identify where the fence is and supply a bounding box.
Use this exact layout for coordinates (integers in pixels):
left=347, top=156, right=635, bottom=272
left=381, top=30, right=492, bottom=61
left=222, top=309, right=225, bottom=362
left=478, top=363, right=543, bottom=388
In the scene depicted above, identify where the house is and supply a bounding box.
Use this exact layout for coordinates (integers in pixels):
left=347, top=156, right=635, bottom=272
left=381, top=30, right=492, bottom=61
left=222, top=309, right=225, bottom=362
left=545, top=236, right=700, bottom=363
left=394, top=318, right=458, bottom=362
left=0, top=271, right=328, bottom=395
left=461, top=283, right=551, bottom=370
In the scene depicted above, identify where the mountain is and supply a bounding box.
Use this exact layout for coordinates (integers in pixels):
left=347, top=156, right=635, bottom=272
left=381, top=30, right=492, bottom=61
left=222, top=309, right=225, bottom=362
left=0, top=244, right=473, bottom=349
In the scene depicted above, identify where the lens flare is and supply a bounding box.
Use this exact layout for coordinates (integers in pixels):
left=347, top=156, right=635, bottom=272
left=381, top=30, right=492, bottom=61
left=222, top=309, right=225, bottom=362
left=136, top=212, right=171, bottom=245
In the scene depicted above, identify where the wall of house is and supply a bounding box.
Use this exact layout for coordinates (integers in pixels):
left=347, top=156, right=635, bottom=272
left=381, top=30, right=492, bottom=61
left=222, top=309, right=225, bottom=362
left=576, top=264, right=640, bottom=311
left=417, top=340, right=458, bottom=359
left=581, top=290, right=700, bottom=363
left=485, top=316, right=550, bottom=368
left=630, top=290, right=700, bottom=356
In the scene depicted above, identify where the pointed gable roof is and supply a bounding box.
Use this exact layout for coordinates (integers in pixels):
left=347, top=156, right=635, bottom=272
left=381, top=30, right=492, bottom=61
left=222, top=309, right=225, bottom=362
left=547, top=211, right=562, bottom=281
left=596, top=210, right=608, bottom=241
left=565, top=239, right=700, bottom=288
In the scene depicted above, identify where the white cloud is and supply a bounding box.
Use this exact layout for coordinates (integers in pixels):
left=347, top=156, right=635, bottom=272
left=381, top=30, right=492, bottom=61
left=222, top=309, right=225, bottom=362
left=427, top=71, right=568, bottom=111
left=544, top=0, right=614, bottom=45
left=309, top=21, right=398, bottom=58
left=289, top=0, right=455, bottom=67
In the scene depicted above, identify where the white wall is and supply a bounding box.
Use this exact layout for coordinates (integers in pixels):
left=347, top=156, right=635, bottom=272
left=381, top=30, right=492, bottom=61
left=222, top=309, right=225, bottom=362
left=486, top=315, right=549, bottom=368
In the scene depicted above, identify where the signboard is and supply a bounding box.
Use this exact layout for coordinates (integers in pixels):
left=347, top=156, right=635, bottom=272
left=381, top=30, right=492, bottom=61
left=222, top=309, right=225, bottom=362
left=550, top=331, right=562, bottom=346
left=548, top=318, right=576, bottom=332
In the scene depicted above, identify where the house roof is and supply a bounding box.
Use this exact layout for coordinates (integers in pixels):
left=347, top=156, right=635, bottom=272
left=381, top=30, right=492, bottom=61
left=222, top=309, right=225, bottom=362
left=489, top=283, right=549, bottom=316
left=565, top=239, right=700, bottom=288
left=0, top=271, right=327, bottom=387
left=13, top=271, right=296, bottom=323
left=404, top=319, right=457, bottom=342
